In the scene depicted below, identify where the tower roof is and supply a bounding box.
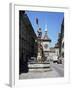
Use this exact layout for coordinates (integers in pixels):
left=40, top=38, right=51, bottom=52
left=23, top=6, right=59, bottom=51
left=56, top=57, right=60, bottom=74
left=42, top=24, right=51, bottom=42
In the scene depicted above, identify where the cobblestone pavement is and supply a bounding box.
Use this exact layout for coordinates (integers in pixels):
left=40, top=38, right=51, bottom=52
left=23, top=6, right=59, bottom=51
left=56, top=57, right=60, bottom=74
left=19, top=62, right=64, bottom=79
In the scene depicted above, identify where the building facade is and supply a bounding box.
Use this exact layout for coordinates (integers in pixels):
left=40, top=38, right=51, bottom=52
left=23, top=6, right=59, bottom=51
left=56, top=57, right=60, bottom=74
left=56, top=18, right=64, bottom=63
left=60, top=19, right=64, bottom=58
left=41, top=25, right=51, bottom=61
left=49, top=44, right=59, bottom=62
left=19, top=11, right=38, bottom=73
left=49, top=48, right=55, bottom=61
left=58, top=18, right=64, bottom=58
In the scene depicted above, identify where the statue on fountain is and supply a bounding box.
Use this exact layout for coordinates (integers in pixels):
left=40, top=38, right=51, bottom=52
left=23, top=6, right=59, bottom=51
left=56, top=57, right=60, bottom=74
left=36, top=18, right=44, bottom=63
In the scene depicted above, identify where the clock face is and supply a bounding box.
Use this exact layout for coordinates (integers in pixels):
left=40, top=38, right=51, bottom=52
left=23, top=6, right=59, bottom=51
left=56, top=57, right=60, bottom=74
left=44, top=44, right=48, bottom=49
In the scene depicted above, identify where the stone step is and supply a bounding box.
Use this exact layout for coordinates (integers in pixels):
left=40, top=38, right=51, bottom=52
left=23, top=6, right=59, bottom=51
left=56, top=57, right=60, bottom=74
left=28, top=63, right=51, bottom=72
left=28, top=63, right=50, bottom=68
left=29, top=68, right=51, bottom=72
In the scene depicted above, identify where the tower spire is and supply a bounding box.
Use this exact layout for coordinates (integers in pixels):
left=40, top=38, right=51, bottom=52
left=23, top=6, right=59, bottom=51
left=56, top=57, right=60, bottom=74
left=44, top=24, right=48, bottom=39
left=45, top=24, right=48, bottom=32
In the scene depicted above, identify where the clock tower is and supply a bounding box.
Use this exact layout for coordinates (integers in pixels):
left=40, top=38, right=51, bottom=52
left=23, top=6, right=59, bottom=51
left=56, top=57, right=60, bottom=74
left=41, top=24, right=51, bottom=60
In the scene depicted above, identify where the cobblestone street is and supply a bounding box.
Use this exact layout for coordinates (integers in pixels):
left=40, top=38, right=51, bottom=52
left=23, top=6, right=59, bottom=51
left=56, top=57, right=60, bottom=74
left=19, top=62, right=64, bottom=79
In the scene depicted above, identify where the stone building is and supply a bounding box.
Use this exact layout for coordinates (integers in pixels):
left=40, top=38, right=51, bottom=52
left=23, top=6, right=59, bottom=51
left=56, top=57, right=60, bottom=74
left=54, top=43, right=59, bottom=56
left=56, top=18, right=64, bottom=63
left=19, top=11, right=38, bottom=73
left=49, top=43, right=59, bottom=62
left=58, top=18, right=64, bottom=58
left=49, top=47, right=55, bottom=61
left=60, top=19, right=64, bottom=58
left=41, top=25, right=51, bottom=61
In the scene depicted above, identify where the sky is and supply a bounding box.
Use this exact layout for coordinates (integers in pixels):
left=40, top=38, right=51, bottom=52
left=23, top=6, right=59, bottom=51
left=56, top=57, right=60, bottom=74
left=26, top=11, right=64, bottom=47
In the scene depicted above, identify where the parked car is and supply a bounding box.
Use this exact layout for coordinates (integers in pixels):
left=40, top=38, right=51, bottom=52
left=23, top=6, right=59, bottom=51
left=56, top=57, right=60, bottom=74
left=57, top=57, right=62, bottom=64
left=53, top=55, right=58, bottom=63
